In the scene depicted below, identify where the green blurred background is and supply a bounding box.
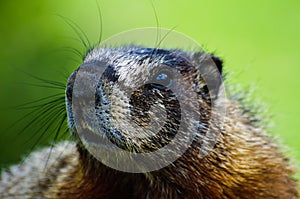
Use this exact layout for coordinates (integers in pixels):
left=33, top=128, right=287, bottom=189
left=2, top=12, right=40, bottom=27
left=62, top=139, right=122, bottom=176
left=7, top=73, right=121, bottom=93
left=0, top=0, right=299, bottom=179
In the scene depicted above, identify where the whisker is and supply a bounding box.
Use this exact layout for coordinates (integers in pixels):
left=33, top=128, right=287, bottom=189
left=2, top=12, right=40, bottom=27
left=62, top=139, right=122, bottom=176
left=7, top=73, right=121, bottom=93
left=14, top=95, right=65, bottom=110
left=53, top=112, right=68, bottom=143
left=57, top=14, right=92, bottom=52
left=156, top=25, right=178, bottom=48
left=5, top=96, right=64, bottom=135
left=44, top=112, right=68, bottom=170
left=96, top=0, right=104, bottom=45
left=17, top=82, right=65, bottom=90
left=150, top=0, right=161, bottom=47
left=59, top=46, right=84, bottom=60
left=17, top=70, right=66, bottom=88
left=59, top=67, right=73, bottom=81
left=60, top=127, right=71, bottom=140
left=27, top=105, right=66, bottom=149
left=15, top=97, right=65, bottom=138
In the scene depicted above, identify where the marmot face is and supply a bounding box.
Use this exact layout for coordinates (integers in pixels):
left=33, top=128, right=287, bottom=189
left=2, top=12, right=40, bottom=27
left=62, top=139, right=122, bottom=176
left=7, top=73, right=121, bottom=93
left=66, top=46, right=222, bottom=154
left=65, top=46, right=299, bottom=198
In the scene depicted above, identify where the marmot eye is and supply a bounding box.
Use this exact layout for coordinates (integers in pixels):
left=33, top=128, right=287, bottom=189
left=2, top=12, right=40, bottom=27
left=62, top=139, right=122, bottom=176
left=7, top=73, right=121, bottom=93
left=151, top=72, right=173, bottom=89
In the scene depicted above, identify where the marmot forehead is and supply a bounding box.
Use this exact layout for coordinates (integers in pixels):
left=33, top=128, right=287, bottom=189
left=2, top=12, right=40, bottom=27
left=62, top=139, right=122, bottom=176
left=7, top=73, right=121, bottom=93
left=82, top=46, right=222, bottom=94
left=84, top=47, right=194, bottom=87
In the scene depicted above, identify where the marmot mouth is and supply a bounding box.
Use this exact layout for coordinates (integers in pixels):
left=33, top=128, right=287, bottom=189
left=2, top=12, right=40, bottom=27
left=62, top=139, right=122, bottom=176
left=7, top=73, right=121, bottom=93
left=97, top=83, right=182, bottom=153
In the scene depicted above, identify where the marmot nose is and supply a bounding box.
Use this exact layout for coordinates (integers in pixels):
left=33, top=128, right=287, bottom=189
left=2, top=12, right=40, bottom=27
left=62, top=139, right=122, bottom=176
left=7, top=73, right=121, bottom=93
left=66, top=70, right=78, bottom=103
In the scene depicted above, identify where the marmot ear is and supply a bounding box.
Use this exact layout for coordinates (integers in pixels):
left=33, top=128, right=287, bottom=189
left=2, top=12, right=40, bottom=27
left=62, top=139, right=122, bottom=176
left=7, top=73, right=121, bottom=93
left=191, top=52, right=223, bottom=100
left=210, top=54, right=223, bottom=74
left=191, top=52, right=223, bottom=75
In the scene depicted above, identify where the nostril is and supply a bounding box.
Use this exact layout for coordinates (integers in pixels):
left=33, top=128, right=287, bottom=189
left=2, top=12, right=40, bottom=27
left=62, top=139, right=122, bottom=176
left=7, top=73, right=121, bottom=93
left=66, top=70, right=78, bottom=103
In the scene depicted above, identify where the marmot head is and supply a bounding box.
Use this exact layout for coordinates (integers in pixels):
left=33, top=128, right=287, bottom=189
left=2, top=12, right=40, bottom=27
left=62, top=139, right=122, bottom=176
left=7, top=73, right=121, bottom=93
left=65, top=46, right=298, bottom=198
left=66, top=46, right=223, bottom=159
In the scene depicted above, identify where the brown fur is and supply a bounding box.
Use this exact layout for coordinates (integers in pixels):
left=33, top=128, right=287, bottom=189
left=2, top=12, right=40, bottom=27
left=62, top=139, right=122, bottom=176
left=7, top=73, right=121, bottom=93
left=49, top=99, right=298, bottom=199
left=1, top=46, right=298, bottom=198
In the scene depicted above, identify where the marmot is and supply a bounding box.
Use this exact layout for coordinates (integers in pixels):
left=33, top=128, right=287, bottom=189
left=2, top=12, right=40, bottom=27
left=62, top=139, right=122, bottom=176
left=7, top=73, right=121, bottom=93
left=0, top=46, right=299, bottom=199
